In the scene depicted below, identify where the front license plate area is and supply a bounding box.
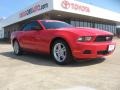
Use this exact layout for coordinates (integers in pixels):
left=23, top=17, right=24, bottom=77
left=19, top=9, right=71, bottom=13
left=108, top=45, right=115, bottom=52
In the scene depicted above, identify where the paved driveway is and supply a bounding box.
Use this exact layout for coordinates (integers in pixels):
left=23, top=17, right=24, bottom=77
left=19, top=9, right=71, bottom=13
left=0, top=39, right=120, bottom=90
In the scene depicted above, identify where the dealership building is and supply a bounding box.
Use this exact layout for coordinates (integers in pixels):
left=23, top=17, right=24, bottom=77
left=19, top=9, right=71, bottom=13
left=0, top=0, right=120, bottom=39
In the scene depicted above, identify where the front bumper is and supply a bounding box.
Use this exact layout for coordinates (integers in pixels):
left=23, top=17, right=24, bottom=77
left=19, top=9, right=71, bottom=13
left=72, top=42, right=116, bottom=60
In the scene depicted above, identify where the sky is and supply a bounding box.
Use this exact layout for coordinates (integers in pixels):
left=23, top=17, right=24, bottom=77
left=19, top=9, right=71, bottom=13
left=0, top=0, right=120, bottom=18
left=77, top=0, right=120, bottom=13
left=0, top=0, right=38, bottom=18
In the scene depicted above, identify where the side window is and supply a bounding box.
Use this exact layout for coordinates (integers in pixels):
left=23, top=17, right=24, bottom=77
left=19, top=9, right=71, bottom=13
left=22, top=23, right=31, bottom=31
left=30, top=21, right=42, bottom=30
left=22, top=21, right=42, bottom=31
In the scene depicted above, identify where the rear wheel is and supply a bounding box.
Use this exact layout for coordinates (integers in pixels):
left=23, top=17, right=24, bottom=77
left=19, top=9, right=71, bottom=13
left=51, top=40, right=73, bottom=65
left=13, top=40, right=22, bottom=55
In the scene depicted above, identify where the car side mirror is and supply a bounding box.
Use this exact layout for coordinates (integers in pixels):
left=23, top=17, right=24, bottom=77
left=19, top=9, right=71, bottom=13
left=31, top=26, right=42, bottom=31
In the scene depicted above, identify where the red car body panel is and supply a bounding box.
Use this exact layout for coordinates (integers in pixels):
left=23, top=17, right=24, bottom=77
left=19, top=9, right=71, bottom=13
left=73, top=42, right=115, bottom=59
left=11, top=20, right=116, bottom=60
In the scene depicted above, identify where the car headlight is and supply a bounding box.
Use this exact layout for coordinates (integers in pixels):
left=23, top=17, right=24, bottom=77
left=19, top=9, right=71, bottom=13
left=77, top=36, right=93, bottom=42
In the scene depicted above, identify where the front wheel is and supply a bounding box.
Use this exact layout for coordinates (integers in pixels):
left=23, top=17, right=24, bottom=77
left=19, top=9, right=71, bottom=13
left=51, top=40, right=73, bottom=65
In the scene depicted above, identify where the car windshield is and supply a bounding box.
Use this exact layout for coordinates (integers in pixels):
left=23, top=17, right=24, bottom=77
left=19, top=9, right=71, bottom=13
left=41, top=21, right=74, bottom=29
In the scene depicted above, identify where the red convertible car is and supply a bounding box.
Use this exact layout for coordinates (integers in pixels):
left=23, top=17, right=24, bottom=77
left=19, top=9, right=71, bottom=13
left=11, top=20, right=115, bottom=65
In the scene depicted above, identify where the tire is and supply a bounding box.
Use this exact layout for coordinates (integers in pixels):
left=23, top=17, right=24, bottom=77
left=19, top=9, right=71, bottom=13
left=51, top=40, right=73, bottom=65
left=13, top=40, right=22, bottom=55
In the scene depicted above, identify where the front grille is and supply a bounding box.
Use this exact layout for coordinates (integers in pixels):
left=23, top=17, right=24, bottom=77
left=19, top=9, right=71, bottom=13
left=95, top=35, right=113, bottom=42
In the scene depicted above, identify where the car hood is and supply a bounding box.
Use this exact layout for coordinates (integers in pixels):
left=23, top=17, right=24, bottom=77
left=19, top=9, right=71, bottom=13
left=57, top=27, right=113, bottom=36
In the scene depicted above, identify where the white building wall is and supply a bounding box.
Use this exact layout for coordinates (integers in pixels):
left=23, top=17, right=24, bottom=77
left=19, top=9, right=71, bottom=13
left=0, top=28, right=4, bottom=39
left=53, top=0, right=120, bottom=22
left=0, top=22, right=4, bottom=39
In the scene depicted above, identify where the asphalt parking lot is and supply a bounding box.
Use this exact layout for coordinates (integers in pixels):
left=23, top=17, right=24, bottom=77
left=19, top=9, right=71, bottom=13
left=0, top=38, right=120, bottom=90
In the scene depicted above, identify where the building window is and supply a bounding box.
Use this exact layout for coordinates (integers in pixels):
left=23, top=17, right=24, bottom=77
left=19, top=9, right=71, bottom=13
left=84, top=22, right=88, bottom=27
left=70, top=19, right=117, bottom=35
left=71, top=20, right=75, bottom=26
left=87, top=22, right=91, bottom=27
left=80, top=21, right=84, bottom=27
left=76, top=21, right=79, bottom=27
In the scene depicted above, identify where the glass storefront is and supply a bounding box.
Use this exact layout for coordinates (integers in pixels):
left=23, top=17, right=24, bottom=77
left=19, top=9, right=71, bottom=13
left=70, top=20, right=116, bottom=35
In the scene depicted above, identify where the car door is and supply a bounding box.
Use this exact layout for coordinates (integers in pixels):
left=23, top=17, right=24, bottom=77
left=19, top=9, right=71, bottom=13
left=29, top=21, right=44, bottom=52
left=20, top=21, right=42, bottom=51
left=34, top=28, right=50, bottom=53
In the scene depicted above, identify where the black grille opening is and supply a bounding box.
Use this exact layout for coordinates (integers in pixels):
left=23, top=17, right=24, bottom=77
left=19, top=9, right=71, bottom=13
left=97, top=50, right=109, bottom=55
left=95, top=35, right=113, bottom=42
left=83, top=50, right=92, bottom=54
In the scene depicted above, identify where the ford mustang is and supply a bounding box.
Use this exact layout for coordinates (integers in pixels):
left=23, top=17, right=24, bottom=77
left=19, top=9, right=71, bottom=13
left=11, top=20, right=115, bottom=65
